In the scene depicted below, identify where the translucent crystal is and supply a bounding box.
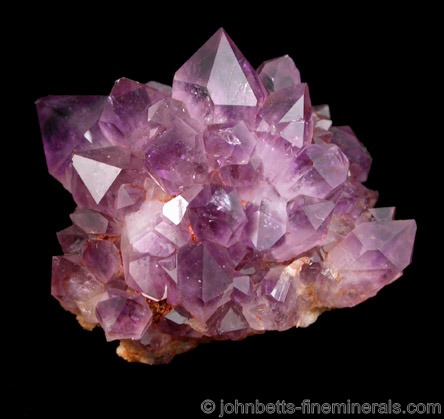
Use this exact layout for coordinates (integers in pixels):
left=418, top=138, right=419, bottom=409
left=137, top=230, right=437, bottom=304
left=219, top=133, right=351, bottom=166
left=37, top=28, right=416, bottom=365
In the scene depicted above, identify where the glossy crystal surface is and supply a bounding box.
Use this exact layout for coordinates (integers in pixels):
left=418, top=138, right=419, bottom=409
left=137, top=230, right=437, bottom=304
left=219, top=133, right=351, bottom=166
left=37, top=28, right=416, bottom=364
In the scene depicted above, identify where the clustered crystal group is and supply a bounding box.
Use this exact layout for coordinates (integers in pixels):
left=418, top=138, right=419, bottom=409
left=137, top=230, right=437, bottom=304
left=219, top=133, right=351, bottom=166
left=37, top=29, right=416, bottom=364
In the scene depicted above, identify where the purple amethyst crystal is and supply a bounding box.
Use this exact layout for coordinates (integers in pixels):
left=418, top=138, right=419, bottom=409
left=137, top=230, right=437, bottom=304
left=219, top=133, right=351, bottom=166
left=36, top=28, right=416, bottom=364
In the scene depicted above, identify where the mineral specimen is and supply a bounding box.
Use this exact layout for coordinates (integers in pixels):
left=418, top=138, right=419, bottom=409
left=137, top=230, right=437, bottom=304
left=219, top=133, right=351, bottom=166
left=36, top=28, right=416, bottom=364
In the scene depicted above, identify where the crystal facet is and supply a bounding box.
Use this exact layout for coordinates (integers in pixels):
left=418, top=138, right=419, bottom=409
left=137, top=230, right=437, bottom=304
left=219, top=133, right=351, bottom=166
left=172, top=28, right=267, bottom=125
left=257, top=55, right=301, bottom=93
left=37, top=28, right=416, bottom=364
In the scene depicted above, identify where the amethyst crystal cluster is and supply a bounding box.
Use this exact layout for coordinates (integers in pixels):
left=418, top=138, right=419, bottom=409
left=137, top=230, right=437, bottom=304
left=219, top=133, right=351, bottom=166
left=37, top=29, right=416, bottom=364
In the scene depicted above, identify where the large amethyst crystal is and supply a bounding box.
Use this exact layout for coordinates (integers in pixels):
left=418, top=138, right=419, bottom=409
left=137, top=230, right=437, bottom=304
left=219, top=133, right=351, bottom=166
left=36, top=28, right=416, bottom=364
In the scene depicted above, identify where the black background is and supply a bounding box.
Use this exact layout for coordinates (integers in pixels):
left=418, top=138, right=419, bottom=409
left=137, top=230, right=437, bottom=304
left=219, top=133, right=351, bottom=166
left=7, top=4, right=442, bottom=418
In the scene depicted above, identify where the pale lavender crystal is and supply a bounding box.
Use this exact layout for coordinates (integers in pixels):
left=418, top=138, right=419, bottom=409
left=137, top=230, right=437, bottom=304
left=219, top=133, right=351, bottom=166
left=322, top=219, right=416, bottom=307
left=274, top=143, right=349, bottom=200
left=158, top=306, right=202, bottom=339
left=188, top=184, right=247, bottom=247
left=330, top=126, right=372, bottom=182
left=203, top=121, right=257, bottom=168
left=143, top=120, right=207, bottom=195
left=98, top=78, right=168, bottom=152
left=126, top=254, right=169, bottom=300
left=269, top=195, right=335, bottom=261
left=37, top=28, right=416, bottom=364
left=95, top=289, right=152, bottom=341
left=312, top=104, right=333, bottom=144
left=56, top=225, right=88, bottom=254
left=172, top=28, right=267, bottom=126
left=81, top=239, right=121, bottom=283
left=257, top=55, right=301, bottom=93
left=51, top=255, right=105, bottom=324
left=70, top=208, right=109, bottom=234
left=176, top=241, right=234, bottom=321
left=246, top=183, right=287, bottom=251
left=207, top=301, right=250, bottom=339
left=36, top=95, right=108, bottom=190
left=258, top=83, right=313, bottom=149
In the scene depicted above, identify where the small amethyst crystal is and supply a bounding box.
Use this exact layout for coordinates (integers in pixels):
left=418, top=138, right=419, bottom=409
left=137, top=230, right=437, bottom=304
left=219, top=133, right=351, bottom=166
left=36, top=28, right=416, bottom=364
